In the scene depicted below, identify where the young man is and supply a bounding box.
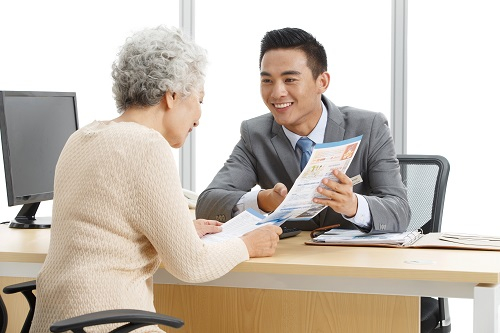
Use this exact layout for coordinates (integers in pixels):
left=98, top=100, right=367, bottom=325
left=196, top=27, right=410, bottom=233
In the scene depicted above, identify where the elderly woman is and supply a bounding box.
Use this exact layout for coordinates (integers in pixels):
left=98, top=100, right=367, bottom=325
left=30, top=26, right=281, bottom=333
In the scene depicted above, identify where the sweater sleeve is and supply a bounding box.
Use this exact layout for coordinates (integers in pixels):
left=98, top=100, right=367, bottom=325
left=130, top=135, right=249, bottom=283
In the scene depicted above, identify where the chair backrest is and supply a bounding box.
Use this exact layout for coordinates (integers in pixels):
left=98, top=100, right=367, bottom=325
left=397, top=155, right=450, bottom=234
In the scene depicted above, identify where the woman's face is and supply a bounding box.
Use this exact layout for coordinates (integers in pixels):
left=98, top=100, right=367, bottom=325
left=163, top=91, right=204, bottom=148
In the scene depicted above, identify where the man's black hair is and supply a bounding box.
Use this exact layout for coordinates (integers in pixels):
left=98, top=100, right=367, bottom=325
left=259, top=27, right=328, bottom=78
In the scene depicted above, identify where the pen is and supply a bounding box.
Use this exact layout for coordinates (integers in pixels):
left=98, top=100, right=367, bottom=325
left=310, top=224, right=341, bottom=238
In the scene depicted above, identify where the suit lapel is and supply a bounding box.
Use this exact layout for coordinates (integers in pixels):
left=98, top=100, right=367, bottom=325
left=271, top=121, right=301, bottom=183
left=322, top=96, right=346, bottom=142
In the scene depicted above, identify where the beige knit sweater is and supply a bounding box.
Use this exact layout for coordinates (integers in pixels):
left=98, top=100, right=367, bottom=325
left=29, top=121, right=249, bottom=333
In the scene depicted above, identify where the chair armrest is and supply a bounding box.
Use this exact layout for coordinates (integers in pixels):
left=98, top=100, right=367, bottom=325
left=3, top=280, right=37, bottom=333
left=2, top=280, right=36, bottom=294
left=50, top=309, right=184, bottom=333
left=1, top=295, right=8, bottom=333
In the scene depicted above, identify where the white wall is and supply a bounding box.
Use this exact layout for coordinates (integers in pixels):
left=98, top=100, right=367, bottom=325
left=0, top=0, right=179, bottom=222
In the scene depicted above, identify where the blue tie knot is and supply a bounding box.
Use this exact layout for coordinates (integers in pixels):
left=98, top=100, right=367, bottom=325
left=296, top=137, right=314, bottom=170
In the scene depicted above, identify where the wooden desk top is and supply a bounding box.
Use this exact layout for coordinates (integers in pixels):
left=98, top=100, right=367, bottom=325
left=0, top=224, right=50, bottom=263
left=2, top=224, right=500, bottom=285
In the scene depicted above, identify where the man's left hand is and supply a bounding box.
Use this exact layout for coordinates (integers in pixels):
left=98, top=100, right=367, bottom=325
left=313, top=169, right=358, bottom=217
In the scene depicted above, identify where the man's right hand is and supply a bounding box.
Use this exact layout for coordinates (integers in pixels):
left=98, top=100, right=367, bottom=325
left=257, top=182, right=288, bottom=213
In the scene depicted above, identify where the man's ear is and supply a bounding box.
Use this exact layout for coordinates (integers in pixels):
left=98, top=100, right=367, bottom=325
left=165, top=92, right=176, bottom=109
left=317, top=72, right=330, bottom=93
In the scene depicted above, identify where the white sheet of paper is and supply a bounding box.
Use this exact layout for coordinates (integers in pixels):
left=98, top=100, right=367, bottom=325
left=202, top=209, right=272, bottom=243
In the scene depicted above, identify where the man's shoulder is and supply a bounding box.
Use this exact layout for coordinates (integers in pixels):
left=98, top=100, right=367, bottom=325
left=322, top=95, right=384, bottom=123
left=336, top=105, right=387, bottom=125
left=243, top=113, right=274, bottom=125
left=241, top=113, right=275, bottom=134
left=338, top=105, right=380, bottom=117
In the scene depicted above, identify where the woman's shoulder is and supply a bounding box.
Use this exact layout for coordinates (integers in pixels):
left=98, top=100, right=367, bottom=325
left=67, top=121, right=170, bottom=163
left=78, top=121, right=163, bottom=144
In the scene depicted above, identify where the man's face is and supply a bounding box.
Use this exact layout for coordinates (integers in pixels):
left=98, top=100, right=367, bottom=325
left=260, top=48, right=329, bottom=136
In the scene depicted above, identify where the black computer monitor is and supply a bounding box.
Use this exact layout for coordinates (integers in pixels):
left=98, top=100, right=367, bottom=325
left=0, top=91, right=79, bottom=229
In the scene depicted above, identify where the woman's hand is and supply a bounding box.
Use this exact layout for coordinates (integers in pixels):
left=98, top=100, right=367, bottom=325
left=240, top=225, right=282, bottom=257
left=194, top=219, right=223, bottom=237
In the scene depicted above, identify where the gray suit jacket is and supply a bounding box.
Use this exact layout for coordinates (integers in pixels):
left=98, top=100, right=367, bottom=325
left=196, top=96, right=410, bottom=232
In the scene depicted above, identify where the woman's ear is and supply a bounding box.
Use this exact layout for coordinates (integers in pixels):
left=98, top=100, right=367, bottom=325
left=165, top=92, right=176, bottom=109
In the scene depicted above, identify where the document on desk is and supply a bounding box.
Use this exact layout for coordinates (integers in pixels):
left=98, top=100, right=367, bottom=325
left=417, top=232, right=500, bottom=250
left=307, top=229, right=423, bottom=247
left=258, top=135, right=363, bottom=225
left=306, top=231, right=500, bottom=251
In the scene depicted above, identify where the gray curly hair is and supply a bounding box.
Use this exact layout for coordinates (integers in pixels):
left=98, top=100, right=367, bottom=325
left=112, top=25, right=207, bottom=112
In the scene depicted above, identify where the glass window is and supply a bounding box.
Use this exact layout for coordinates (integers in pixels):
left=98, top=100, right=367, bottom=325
left=195, top=0, right=392, bottom=192
left=408, top=1, right=500, bottom=331
left=0, top=0, right=179, bottom=220
left=408, top=0, right=499, bottom=234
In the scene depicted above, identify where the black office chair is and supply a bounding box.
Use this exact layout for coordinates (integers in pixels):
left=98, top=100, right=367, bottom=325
left=397, top=154, right=451, bottom=333
left=2, top=280, right=183, bottom=333
left=1, top=295, right=7, bottom=333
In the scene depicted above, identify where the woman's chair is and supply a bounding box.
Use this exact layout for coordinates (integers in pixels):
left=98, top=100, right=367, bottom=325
left=1, top=295, right=7, bottom=333
left=2, top=280, right=183, bottom=333
left=397, top=154, right=451, bottom=333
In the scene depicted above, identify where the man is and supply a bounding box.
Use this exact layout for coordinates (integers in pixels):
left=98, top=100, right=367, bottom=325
left=196, top=27, right=410, bottom=233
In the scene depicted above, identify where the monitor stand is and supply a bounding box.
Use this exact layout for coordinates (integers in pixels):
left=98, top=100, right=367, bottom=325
left=8, top=202, right=51, bottom=229
left=9, top=217, right=51, bottom=229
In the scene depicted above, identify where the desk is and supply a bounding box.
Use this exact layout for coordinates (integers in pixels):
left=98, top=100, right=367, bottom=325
left=1, top=225, right=500, bottom=332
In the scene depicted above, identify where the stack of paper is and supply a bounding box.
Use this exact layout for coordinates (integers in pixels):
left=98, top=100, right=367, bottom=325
left=310, top=229, right=423, bottom=247
left=437, top=233, right=500, bottom=249
left=307, top=231, right=500, bottom=251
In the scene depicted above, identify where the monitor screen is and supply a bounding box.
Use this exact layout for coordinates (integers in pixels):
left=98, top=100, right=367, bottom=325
left=0, top=91, right=79, bottom=228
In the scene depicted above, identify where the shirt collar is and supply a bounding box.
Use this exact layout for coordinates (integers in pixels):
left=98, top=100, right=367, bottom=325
left=282, top=102, right=327, bottom=149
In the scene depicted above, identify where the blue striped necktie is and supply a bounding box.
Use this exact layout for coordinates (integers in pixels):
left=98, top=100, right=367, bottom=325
left=296, top=137, right=314, bottom=171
